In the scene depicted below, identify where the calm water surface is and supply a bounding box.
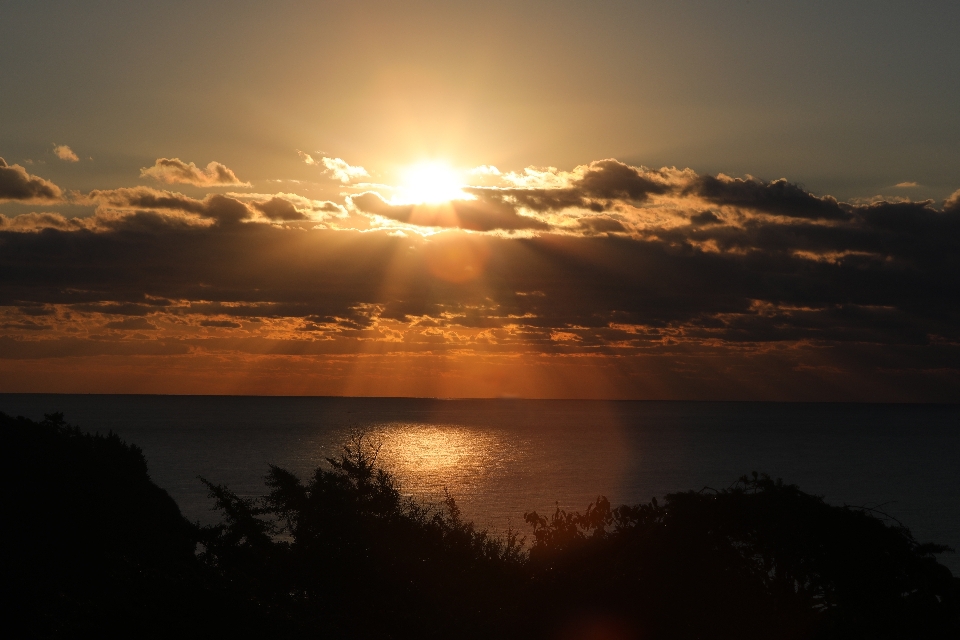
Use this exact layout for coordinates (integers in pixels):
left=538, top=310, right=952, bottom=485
left=2, top=395, right=958, bottom=572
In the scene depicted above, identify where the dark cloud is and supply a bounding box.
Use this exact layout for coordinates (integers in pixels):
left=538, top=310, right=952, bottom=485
left=0, top=157, right=62, bottom=203
left=473, top=159, right=670, bottom=214
left=103, top=317, right=158, bottom=331
left=252, top=197, right=308, bottom=221
left=577, top=216, right=627, bottom=234
left=71, top=301, right=171, bottom=316
left=317, top=201, right=344, bottom=213
left=87, top=187, right=253, bottom=224
left=689, top=175, right=847, bottom=220
left=85, top=188, right=335, bottom=225
left=576, top=159, right=671, bottom=201
left=2, top=200, right=956, bottom=337
left=2, top=159, right=958, bottom=400
left=140, top=158, right=249, bottom=187
left=199, top=319, right=242, bottom=328
left=689, top=211, right=722, bottom=226
left=1, top=320, right=50, bottom=331
left=351, top=192, right=549, bottom=231
left=18, top=305, right=56, bottom=316
left=0, top=212, right=92, bottom=232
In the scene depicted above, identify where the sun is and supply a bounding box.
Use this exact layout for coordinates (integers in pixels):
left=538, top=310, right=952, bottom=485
left=393, top=161, right=469, bottom=205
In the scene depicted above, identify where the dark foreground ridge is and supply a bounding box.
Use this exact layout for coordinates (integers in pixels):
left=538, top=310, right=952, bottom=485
left=4, top=412, right=958, bottom=639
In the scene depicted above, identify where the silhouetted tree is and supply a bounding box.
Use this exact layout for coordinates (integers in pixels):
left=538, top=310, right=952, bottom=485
left=6, top=412, right=958, bottom=640
left=523, top=472, right=959, bottom=639
left=199, top=433, right=525, bottom=638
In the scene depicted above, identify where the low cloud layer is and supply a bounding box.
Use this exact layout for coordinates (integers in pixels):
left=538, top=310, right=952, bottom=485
left=140, top=158, right=249, bottom=187
left=1, top=158, right=957, bottom=400
left=77, top=187, right=335, bottom=226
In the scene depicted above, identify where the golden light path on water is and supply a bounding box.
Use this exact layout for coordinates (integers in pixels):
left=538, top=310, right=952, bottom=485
left=356, top=417, right=635, bottom=534
left=369, top=424, right=522, bottom=498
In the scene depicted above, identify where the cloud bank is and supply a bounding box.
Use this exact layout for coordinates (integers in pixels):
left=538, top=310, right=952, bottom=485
left=1, top=158, right=957, bottom=400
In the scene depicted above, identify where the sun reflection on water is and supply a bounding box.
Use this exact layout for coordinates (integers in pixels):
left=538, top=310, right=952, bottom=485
left=331, top=409, right=634, bottom=536
left=368, top=423, right=520, bottom=500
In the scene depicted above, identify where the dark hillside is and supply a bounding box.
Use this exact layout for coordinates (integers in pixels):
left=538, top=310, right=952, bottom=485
left=2, top=412, right=270, bottom=638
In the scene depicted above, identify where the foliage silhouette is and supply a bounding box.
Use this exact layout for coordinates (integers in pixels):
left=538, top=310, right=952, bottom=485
left=523, top=472, right=959, bottom=639
left=2, top=411, right=206, bottom=636
left=2, top=411, right=283, bottom=639
left=198, top=433, right=526, bottom=638
left=5, top=413, right=958, bottom=640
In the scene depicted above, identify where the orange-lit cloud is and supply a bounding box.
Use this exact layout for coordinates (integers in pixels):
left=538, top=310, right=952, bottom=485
left=140, top=158, right=249, bottom=187
left=298, top=151, right=369, bottom=183
left=1, top=158, right=958, bottom=400
left=52, top=144, right=79, bottom=162
left=944, top=189, right=960, bottom=213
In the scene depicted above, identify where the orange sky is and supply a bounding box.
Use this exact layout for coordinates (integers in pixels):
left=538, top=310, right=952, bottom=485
left=1, top=2, right=959, bottom=400
left=2, top=157, right=958, bottom=400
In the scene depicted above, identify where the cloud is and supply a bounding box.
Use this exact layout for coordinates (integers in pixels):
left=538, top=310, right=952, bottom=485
left=297, top=150, right=318, bottom=165
left=689, top=211, right=722, bottom=226
left=468, top=165, right=501, bottom=176
left=320, top=157, right=368, bottom=183
left=351, top=192, right=549, bottom=231
left=12, top=187, right=342, bottom=231
left=104, top=317, right=158, bottom=331
left=894, top=181, right=920, bottom=188
left=944, top=189, right=960, bottom=214
left=577, top=216, right=627, bottom=234
left=688, top=174, right=847, bottom=220
left=227, top=192, right=346, bottom=220
left=0, top=158, right=63, bottom=203
left=252, top=196, right=308, bottom=221
left=501, top=166, right=572, bottom=189
left=317, top=201, right=346, bottom=214
left=0, top=212, right=95, bottom=232
left=140, top=158, right=249, bottom=187
left=2, top=158, right=958, bottom=400
left=52, top=144, right=79, bottom=162
left=200, top=319, right=242, bottom=328
left=297, top=151, right=368, bottom=183
left=474, top=159, right=671, bottom=215
left=86, top=186, right=258, bottom=225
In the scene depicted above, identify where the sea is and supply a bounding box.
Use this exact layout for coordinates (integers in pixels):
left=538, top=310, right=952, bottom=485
left=2, top=394, right=958, bottom=573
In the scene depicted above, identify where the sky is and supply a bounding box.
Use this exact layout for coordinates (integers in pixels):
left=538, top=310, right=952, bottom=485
left=1, top=0, right=958, bottom=400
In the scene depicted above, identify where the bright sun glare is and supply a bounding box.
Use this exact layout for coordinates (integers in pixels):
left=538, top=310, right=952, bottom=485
left=393, top=162, right=468, bottom=205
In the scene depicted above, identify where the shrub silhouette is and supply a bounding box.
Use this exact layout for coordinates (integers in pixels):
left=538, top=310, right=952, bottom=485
left=523, top=473, right=959, bottom=639
left=198, top=433, right=525, bottom=638
left=5, top=413, right=958, bottom=639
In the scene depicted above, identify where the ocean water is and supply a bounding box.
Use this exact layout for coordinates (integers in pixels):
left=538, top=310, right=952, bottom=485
left=2, top=394, right=958, bottom=573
